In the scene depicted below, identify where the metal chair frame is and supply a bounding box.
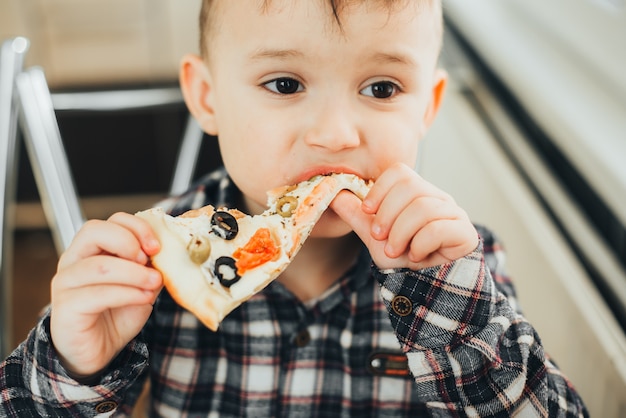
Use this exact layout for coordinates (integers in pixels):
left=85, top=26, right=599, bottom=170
left=0, top=37, right=29, bottom=359
left=0, top=37, right=204, bottom=357
left=16, top=67, right=86, bottom=253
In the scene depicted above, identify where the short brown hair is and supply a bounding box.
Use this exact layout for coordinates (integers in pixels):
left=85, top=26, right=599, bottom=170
left=198, top=0, right=442, bottom=59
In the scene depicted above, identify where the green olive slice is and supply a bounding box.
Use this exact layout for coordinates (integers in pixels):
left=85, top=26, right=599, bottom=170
left=276, top=195, right=298, bottom=218
left=187, top=235, right=211, bottom=264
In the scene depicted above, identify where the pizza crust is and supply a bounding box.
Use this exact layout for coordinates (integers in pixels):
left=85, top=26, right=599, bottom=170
left=136, top=173, right=372, bottom=330
left=138, top=208, right=236, bottom=329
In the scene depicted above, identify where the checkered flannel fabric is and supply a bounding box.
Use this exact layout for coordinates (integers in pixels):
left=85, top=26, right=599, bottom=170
left=0, top=168, right=588, bottom=417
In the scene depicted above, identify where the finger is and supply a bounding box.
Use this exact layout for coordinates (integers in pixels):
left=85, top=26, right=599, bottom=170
left=366, top=172, right=453, bottom=241
left=361, top=164, right=410, bottom=214
left=407, top=220, right=477, bottom=267
left=368, top=183, right=413, bottom=241
left=59, top=216, right=154, bottom=270
left=363, top=164, right=450, bottom=214
left=112, top=304, right=158, bottom=342
left=330, top=190, right=376, bottom=244
left=59, top=219, right=144, bottom=269
left=54, top=255, right=162, bottom=292
left=108, top=212, right=161, bottom=256
left=383, top=198, right=465, bottom=258
left=53, top=283, right=159, bottom=316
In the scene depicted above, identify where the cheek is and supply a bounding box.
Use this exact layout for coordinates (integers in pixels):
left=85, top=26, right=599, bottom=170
left=365, top=105, right=424, bottom=160
left=371, top=129, right=421, bottom=170
left=232, top=119, right=294, bottom=181
left=217, top=132, right=284, bottom=212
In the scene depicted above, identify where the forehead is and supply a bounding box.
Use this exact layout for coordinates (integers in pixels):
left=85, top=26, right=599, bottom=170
left=258, top=0, right=417, bottom=19
left=206, top=0, right=422, bottom=18
left=200, top=0, right=441, bottom=57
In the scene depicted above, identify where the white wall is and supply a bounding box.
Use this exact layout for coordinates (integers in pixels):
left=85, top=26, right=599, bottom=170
left=0, top=0, right=201, bottom=87
left=444, top=0, right=626, bottom=229
left=420, top=78, right=626, bottom=417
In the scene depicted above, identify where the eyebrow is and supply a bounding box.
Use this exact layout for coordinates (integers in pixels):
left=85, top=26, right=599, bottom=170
left=370, top=51, right=417, bottom=67
left=248, top=48, right=419, bottom=70
left=249, top=48, right=305, bottom=61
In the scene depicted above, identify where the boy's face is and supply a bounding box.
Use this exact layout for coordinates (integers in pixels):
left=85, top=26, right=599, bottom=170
left=182, top=0, right=445, bottom=236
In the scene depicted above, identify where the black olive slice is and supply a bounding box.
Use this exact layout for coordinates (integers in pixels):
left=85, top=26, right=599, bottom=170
left=211, top=211, right=239, bottom=240
left=214, top=256, right=241, bottom=287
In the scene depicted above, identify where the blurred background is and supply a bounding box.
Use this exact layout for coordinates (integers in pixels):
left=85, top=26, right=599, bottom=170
left=1, top=0, right=625, bottom=416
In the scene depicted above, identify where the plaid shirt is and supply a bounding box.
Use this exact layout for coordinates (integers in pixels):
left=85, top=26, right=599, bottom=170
left=1, top=167, right=588, bottom=417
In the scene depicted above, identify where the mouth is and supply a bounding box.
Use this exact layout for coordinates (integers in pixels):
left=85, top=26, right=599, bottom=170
left=293, top=166, right=367, bottom=184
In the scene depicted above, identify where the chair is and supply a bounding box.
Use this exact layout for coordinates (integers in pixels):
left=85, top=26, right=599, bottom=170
left=16, top=66, right=205, bottom=251
left=16, top=67, right=86, bottom=254
left=0, top=38, right=205, bottom=356
left=0, top=37, right=29, bottom=359
left=34, top=72, right=204, bottom=198
left=169, top=116, right=204, bottom=196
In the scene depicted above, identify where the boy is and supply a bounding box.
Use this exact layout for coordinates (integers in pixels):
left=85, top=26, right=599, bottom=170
left=1, top=0, right=588, bottom=416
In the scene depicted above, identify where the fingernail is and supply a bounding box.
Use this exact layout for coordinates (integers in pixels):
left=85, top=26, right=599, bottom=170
left=385, top=243, right=397, bottom=258
left=372, top=224, right=382, bottom=237
left=146, top=238, right=160, bottom=252
left=136, top=252, right=148, bottom=264
left=149, top=270, right=161, bottom=285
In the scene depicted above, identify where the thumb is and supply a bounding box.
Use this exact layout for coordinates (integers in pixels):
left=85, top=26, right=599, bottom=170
left=330, top=190, right=374, bottom=243
left=330, top=190, right=410, bottom=270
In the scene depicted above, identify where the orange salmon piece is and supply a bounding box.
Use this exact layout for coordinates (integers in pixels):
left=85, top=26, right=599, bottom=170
left=234, top=228, right=280, bottom=275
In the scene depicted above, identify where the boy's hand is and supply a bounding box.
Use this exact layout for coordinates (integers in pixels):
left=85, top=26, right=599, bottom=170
left=331, top=163, right=478, bottom=270
left=50, top=212, right=163, bottom=381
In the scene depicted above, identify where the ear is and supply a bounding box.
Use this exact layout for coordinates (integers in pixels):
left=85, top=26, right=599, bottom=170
left=422, top=68, right=448, bottom=131
left=180, top=54, right=218, bottom=135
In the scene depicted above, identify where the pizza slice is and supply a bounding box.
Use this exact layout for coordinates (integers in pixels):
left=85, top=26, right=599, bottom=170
left=135, top=173, right=371, bottom=331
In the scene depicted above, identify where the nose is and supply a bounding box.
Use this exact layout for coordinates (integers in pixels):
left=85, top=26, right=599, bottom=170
left=302, top=98, right=361, bottom=151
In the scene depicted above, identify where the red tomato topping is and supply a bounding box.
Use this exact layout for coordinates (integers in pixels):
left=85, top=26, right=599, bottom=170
left=234, top=228, right=279, bottom=275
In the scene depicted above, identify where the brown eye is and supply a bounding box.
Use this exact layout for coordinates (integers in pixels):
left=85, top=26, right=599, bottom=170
left=264, top=77, right=303, bottom=95
left=361, top=81, right=398, bottom=99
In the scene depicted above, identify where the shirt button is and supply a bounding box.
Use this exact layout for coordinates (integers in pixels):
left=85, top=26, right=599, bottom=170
left=94, top=400, right=118, bottom=413
left=294, top=329, right=311, bottom=347
left=391, top=295, right=413, bottom=317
